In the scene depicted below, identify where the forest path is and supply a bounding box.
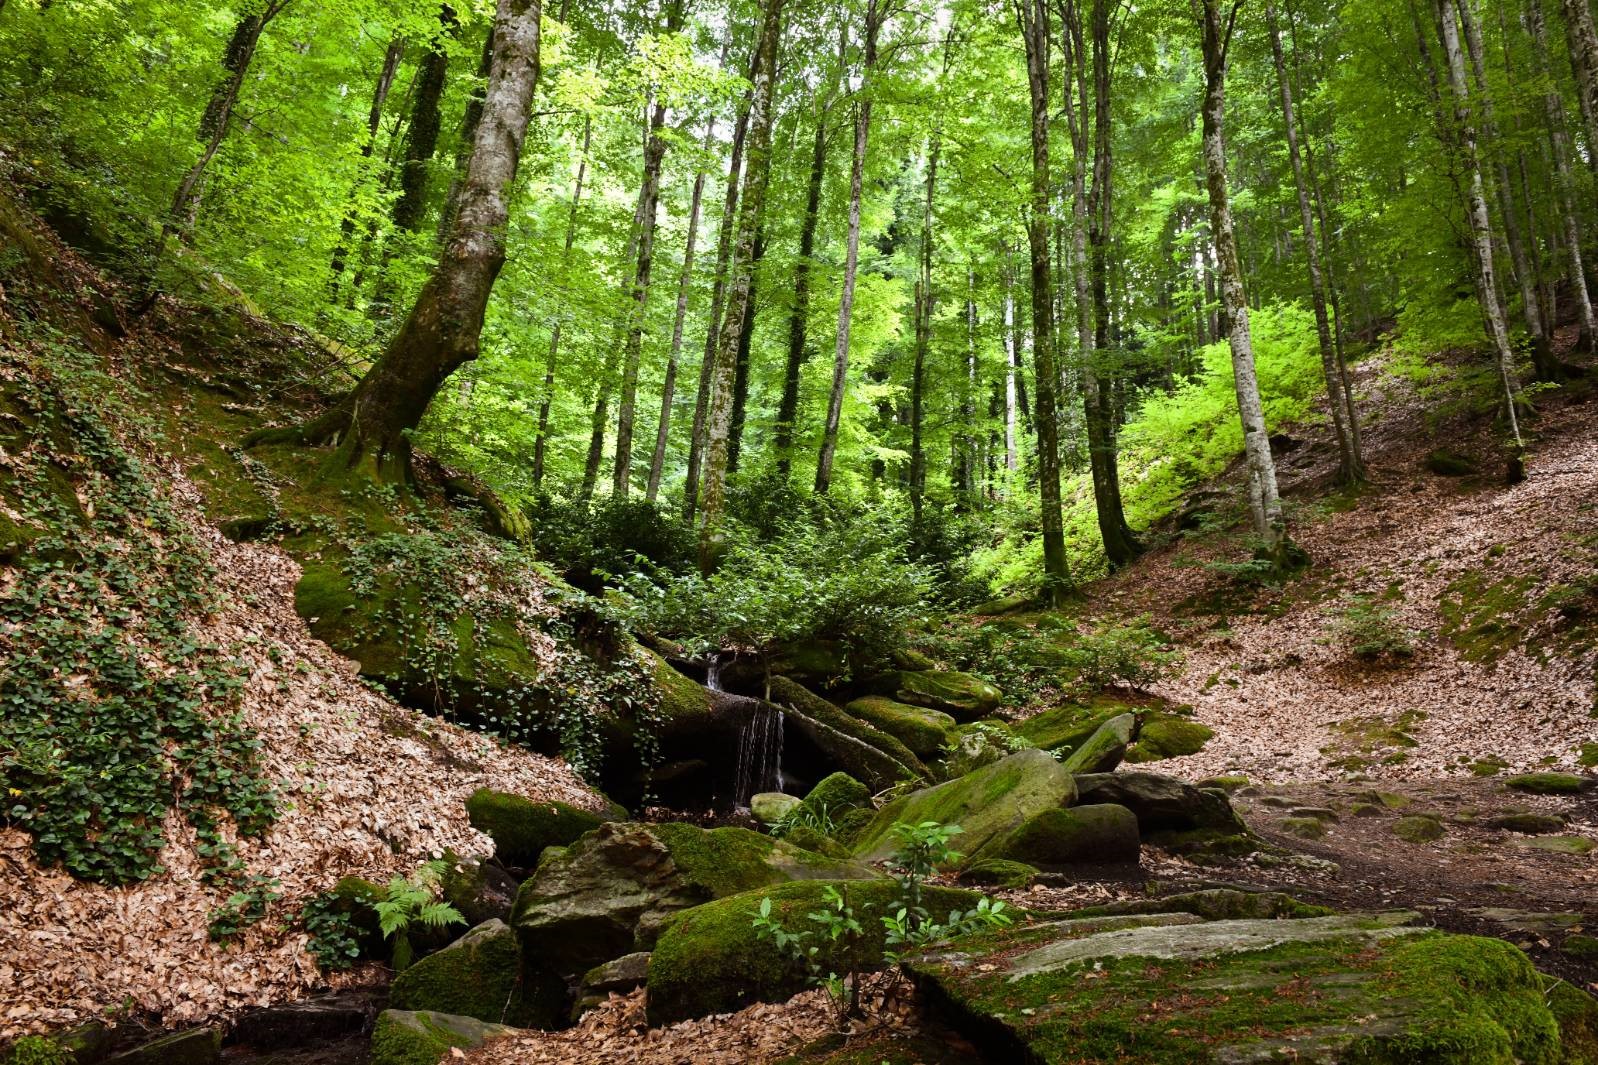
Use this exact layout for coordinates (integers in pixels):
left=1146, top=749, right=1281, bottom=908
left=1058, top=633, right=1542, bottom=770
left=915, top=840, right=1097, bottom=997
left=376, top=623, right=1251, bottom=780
left=1094, top=359, right=1598, bottom=785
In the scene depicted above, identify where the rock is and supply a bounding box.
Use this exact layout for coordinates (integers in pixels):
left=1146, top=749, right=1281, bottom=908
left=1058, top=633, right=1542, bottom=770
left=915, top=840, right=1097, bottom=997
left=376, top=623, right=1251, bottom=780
left=1351, top=802, right=1384, bottom=817
left=844, top=696, right=958, bottom=758
left=1393, top=814, right=1445, bottom=843
left=7, top=1023, right=114, bottom=1065
left=389, top=919, right=562, bottom=1028
left=1504, top=772, right=1593, bottom=795
left=875, top=670, right=1002, bottom=721
left=1012, top=702, right=1125, bottom=755
left=1425, top=448, right=1478, bottom=476
left=769, top=638, right=851, bottom=684
left=851, top=749, right=1077, bottom=863
left=768, top=676, right=928, bottom=790
left=750, top=792, right=801, bottom=825
left=1287, top=806, right=1339, bottom=822
left=646, top=880, right=981, bottom=1024
left=978, top=804, right=1141, bottom=868
left=1195, top=775, right=1249, bottom=793
left=441, top=858, right=520, bottom=928
left=369, top=1010, right=517, bottom=1065
left=781, top=824, right=850, bottom=858
left=1466, top=908, right=1585, bottom=936
left=1074, top=888, right=1332, bottom=922
left=1124, top=715, right=1214, bottom=763
left=1074, top=770, right=1254, bottom=861
left=890, top=646, right=938, bottom=671
left=1485, top=812, right=1567, bottom=834
left=512, top=821, right=878, bottom=977
left=801, top=772, right=871, bottom=819
left=958, top=859, right=1040, bottom=889
left=1566, top=932, right=1598, bottom=960
left=103, top=1028, right=221, bottom=1065
left=1352, top=789, right=1411, bottom=809
left=907, top=913, right=1565, bottom=1064
left=465, top=790, right=613, bottom=869
left=1548, top=982, right=1598, bottom=1065
left=1515, top=835, right=1596, bottom=855
left=572, top=952, right=650, bottom=1020
left=1279, top=816, right=1328, bottom=840
left=227, top=997, right=369, bottom=1050
left=1058, top=713, right=1135, bottom=774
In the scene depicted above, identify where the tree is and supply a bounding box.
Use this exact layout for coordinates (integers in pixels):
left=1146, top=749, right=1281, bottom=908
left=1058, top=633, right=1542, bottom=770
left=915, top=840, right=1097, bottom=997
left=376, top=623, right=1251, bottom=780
left=532, top=117, right=593, bottom=487
left=275, top=0, right=544, bottom=481
left=1198, top=0, right=1298, bottom=560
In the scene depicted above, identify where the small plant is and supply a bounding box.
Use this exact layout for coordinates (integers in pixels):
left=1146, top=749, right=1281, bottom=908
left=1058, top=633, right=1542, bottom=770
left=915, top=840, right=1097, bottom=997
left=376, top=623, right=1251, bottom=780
left=374, top=861, right=464, bottom=971
left=5, top=1035, right=73, bottom=1065
left=1058, top=616, right=1181, bottom=691
left=753, top=885, right=869, bottom=1019
left=300, top=893, right=362, bottom=971
left=1331, top=594, right=1416, bottom=660
left=207, top=874, right=282, bottom=942
left=770, top=802, right=837, bottom=840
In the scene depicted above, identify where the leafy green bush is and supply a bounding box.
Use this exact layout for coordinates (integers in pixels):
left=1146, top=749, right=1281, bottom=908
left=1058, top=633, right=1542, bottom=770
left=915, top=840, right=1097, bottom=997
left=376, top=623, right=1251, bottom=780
left=208, top=874, right=283, bottom=942
left=523, top=494, right=697, bottom=591
left=1058, top=616, right=1182, bottom=691
left=1332, top=595, right=1417, bottom=660
left=301, top=893, right=363, bottom=971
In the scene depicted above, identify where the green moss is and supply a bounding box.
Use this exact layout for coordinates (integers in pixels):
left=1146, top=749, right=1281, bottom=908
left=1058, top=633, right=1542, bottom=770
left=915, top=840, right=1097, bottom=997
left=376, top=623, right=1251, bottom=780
left=1425, top=449, right=1479, bottom=476
left=959, top=859, right=1039, bottom=889
left=1439, top=569, right=1540, bottom=664
left=1125, top=715, right=1214, bottom=762
left=879, top=670, right=1002, bottom=720
left=831, top=807, right=875, bottom=847
left=1321, top=710, right=1425, bottom=771
left=767, top=676, right=928, bottom=790
left=647, top=823, right=867, bottom=897
left=1074, top=888, right=1332, bottom=921
left=781, top=824, right=850, bottom=858
left=1580, top=743, right=1598, bottom=769
left=1393, top=815, right=1445, bottom=843
left=1472, top=756, right=1510, bottom=776
left=1547, top=981, right=1598, bottom=1065
left=369, top=1010, right=516, bottom=1065
left=1505, top=773, right=1591, bottom=795
left=646, top=879, right=979, bottom=1023
left=1516, top=836, right=1596, bottom=855
left=843, top=696, right=958, bottom=758
left=1280, top=816, right=1328, bottom=840
left=1566, top=933, right=1598, bottom=961
left=465, top=789, right=607, bottom=868
left=802, top=772, right=871, bottom=819
left=388, top=919, right=563, bottom=1028
left=980, top=805, right=1140, bottom=868
left=1195, top=774, right=1249, bottom=793
left=1012, top=701, right=1128, bottom=754
left=2, top=1037, right=71, bottom=1065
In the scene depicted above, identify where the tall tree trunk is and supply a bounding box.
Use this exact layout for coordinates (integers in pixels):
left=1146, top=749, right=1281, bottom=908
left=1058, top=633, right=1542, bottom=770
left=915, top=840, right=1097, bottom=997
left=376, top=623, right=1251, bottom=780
left=727, top=223, right=767, bottom=472
left=1528, top=0, right=1598, bottom=347
left=1200, top=0, right=1297, bottom=559
left=330, top=0, right=543, bottom=480
left=909, top=131, right=941, bottom=528
left=392, top=7, right=456, bottom=235
left=1561, top=0, right=1598, bottom=181
left=774, top=96, right=833, bottom=478
left=1437, top=0, right=1525, bottom=448
left=331, top=37, right=405, bottom=291
left=815, top=0, right=884, bottom=494
left=1020, top=0, right=1072, bottom=601
left=1265, top=1, right=1363, bottom=483
left=1003, top=250, right=1020, bottom=474
left=683, top=76, right=754, bottom=519
left=164, top=3, right=287, bottom=243
left=647, top=120, right=715, bottom=502
left=699, top=0, right=785, bottom=566
left=439, top=26, right=498, bottom=241
left=532, top=116, right=591, bottom=487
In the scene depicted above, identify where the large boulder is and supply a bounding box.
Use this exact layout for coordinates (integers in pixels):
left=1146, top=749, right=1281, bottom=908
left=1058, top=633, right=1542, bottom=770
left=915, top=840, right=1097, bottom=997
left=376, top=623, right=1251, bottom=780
left=750, top=792, right=801, bottom=825
left=1012, top=701, right=1130, bottom=755
left=388, top=919, right=564, bottom=1029
left=851, top=749, right=1077, bottom=863
left=1125, top=715, right=1214, bottom=762
left=464, top=789, right=615, bottom=869
left=906, top=911, right=1567, bottom=1064
left=440, top=858, right=521, bottom=928
left=511, top=821, right=878, bottom=977
left=876, top=670, right=1002, bottom=720
left=1074, top=770, right=1254, bottom=860
left=646, top=879, right=982, bottom=1024
left=369, top=1010, right=517, bottom=1065
left=1058, top=714, right=1135, bottom=774
left=768, top=675, right=929, bottom=790
left=802, top=772, right=872, bottom=819
left=977, top=804, right=1141, bottom=868
left=844, top=696, right=959, bottom=758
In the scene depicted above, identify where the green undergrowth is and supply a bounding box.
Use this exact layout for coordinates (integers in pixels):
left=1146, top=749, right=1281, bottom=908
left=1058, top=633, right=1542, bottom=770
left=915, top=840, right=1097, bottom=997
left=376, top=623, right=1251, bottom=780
left=1439, top=564, right=1598, bottom=666
left=0, top=331, right=276, bottom=886
left=1320, top=709, right=1426, bottom=772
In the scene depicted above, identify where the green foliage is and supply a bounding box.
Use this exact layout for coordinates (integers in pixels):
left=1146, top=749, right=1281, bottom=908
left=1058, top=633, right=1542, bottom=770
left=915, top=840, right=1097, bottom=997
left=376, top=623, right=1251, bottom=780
left=523, top=493, right=697, bottom=591
left=770, top=802, right=839, bottom=841
left=208, top=874, right=283, bottom=942
left=1331, top=594, right=1417, bottom=660
left=0, top=337, right=276, bottom=886
left=3, top=1036, right=72, bottom=1065
left=374, top=861, right=466, bottom=972
left=300, top=893, right=363, bottom=971
left=1057, top=616, right=1181, bottom=692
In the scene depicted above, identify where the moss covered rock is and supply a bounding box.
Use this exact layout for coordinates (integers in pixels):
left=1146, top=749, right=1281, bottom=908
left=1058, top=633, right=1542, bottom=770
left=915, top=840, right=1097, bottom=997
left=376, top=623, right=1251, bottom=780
left=851, top=749, right=1077, bottom=863
left=906, top=914, right=1565, bottom=1064
left=978, top=804, right=1141, bottom=868
left=646, top=879, right=981, bottom=1023
left=750, top=792, right=802, bottom=825
left=1073, top=888, right=1332, bottom=922
left=1074, top=771, right=1257, bottom=862
left=1057, top=714, right=1135, bottom=774
left=802, top=772, right=871, bottom=819
left=369, top=1010, right=516, bottom=1065
left=875, top=670, right=1002, bottom=721
left=843, top=696, right=959, bottom=758
left=959, top=859, right=1040, bottom=889
left=1505, top=773, right=1593, bottom=795
left=388, top=919, right=563, bottom=1028
left=1125, top=716, right=1214, bottom=763
left=768, top=676, right=928, bottom=790
left=511, top=821, right=879, bottom=977
left=1548, top=980, right=1598, bottom=1065
left=465, top=789, right=612, bottom=869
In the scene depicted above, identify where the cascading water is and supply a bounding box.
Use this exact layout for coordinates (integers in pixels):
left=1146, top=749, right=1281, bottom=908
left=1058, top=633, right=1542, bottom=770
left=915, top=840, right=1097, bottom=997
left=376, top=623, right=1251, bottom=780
left=705, top=652, right=785, bottom=806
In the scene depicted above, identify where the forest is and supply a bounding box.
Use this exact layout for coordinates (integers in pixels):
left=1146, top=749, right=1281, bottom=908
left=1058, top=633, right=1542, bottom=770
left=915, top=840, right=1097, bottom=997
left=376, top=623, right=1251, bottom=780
left=0, top=0, right=1597, bottom=1059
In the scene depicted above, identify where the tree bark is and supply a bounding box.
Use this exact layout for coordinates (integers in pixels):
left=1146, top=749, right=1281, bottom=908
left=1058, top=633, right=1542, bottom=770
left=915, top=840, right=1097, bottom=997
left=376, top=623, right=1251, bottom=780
left=814, top=0, right=884, bottom=495
left=699, top=0, right=786, bottom=567
left=1199, top=0, right=1296, bottom=557
left=1437, top=0, right=1524, bottom=447
left=1019, top=0, right=1072, bottom=601
left=1265, top=0, right=1363, bottom=483
left=332, top=0, right=543, bottom=480
left=392, top=7, right=456, bottom=234
left=331, top=37, right=405, bottom=290
left=1003, top=249, right=1019, bottom=474
left=727, top=223, right=767, bottom=473
left=532, top=116, right=591, bottom=487
left=909, top=130, right=941, bottom=528
left=1560, top=0, right=1598, bottom=182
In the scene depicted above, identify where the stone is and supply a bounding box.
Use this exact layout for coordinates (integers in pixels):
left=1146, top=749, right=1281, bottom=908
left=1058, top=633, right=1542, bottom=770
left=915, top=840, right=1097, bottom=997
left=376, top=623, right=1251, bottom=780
left=441, top=858, right=520, bottom=928
left=1013, top=703, right=1125, bottom=755
left=843, top=696, right=959, bottom=758
left=1074, top=888, right=1332, bottom=922
left=876, top=670, right=1002, bottom=721
left=1124, top=715, right=1214, bottom=763
left=1392, top=815, right=1445, bottom=843
left=572, top=952, right=650, bottom=1020
left=1466, top=908, right=1585, bottom=936
left=906, top=912, right=1565, bottom=1064
left=1195, top=775, right=1249, bottom=793
left=1504, top=772, right=1593, bottom=795
left=103, top=1028, right=221, bottom=1065
left=1566, top=933, right=1598, bottom=960
left=1548, top=982, right=1598, bottom=1065
left=1424, top=448, right=1478, bottom=476
left=958, top=859, right=1040, bottom=889
left=1058, top=714, right=1136, bottom=774
left=1287, top=806, right=1339, bottom=822
left=750, top=792, right=801, bottom=825
left=801, top=772, right=871, bottom=819
left=1484, top=812, right=1567, bottom=834
left=646, top=880, right=981, bottom=1024
left=465, top=789, right=611, bottom=869
left=1280, top=816, right=1328, bottom=840
left=369, top=1010, right=517, bottom=1065
left=851, top=749, right=1077, bottom=863
left=227, top=997, right=369, bottom=1050
left=978, top=804, right=1141, bottom=868
left=768, top=676, right=928, bottom=790
left=511, top=821, right=878, bottom=977
left=1074, top=770, right=1254, bottom=862
left=389, top=919, right=562, bottom=1028
left=1515, top=835, right=1596, bottom=855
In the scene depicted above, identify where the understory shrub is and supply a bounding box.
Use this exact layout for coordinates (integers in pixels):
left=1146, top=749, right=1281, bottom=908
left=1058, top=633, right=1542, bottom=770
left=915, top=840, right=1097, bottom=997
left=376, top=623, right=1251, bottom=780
left=1331, top=594, right=1418, bottom=660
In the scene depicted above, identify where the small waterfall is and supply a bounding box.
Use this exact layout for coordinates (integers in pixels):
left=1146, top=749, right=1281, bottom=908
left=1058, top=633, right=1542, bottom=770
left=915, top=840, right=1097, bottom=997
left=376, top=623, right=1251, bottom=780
left=705, top=652, right=725, bottom=692
left=733, top=701, right=784, bottom=806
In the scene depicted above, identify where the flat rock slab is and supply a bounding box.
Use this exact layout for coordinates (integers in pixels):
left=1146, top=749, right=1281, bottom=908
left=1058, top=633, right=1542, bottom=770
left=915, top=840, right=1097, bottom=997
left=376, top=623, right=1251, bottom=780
left=908, top=910, right=1568, bottom=1063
